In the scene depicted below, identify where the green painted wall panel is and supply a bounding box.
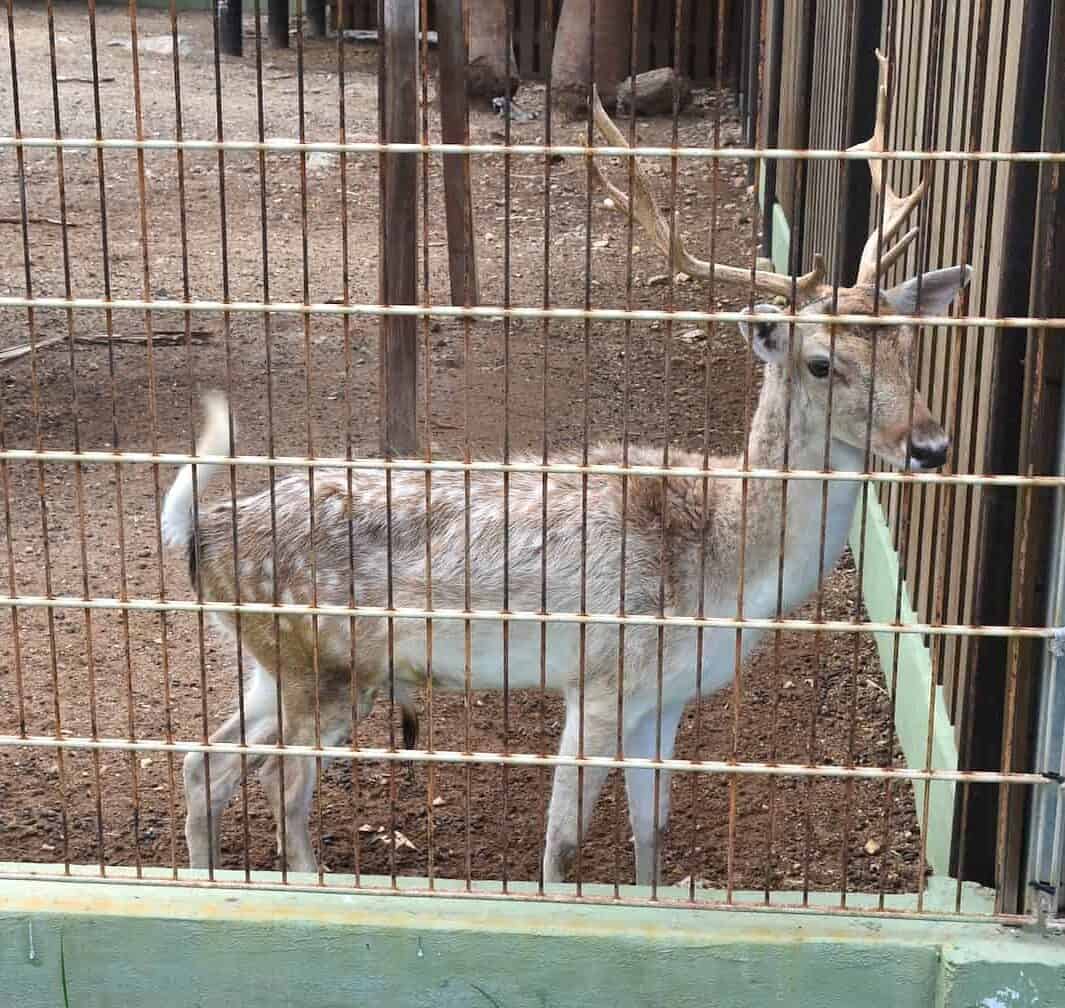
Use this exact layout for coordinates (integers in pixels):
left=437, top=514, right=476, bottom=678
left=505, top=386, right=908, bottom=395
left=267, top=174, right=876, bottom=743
left=851, top=495, right=959, bottom=877
left=4, top=877, right=1064, bottom=1008
left=939, top=938, right=1065, bottom=1008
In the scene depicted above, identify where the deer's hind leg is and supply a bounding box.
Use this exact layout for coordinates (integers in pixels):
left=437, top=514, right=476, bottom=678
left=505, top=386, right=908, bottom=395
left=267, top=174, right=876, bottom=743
left=256, top=659, right=375, bottom=875
left=258, top=681, right=377, bottom=870
left=183, top=664, right=278, bottom=869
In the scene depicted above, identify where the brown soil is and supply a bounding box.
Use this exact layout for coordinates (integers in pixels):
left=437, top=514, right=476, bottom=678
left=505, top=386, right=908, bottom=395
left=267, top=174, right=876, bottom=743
left=0, top=7, right=921, bottom=894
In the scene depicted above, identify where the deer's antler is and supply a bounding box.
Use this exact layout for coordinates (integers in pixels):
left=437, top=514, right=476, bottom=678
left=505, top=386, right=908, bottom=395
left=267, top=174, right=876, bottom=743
left=850, top=49, right=927, bottom=285
left=590, top=87, right=826, bottom=301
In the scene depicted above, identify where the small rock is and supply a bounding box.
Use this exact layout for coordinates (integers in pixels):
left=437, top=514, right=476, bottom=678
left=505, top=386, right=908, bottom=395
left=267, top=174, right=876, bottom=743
left=431, top=795, right=446, bottom=807
left=306, top=151, right=339, bottom=174
left=864, top=838, right=882, bottom=856
left=110, top=34, right=192, bottom=57
left=616, top=68, right=693, bottom=117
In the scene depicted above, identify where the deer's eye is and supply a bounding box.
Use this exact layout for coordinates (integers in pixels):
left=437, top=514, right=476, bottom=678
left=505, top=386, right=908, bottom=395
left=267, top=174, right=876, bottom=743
left=806, top=357, right=831, bottom=379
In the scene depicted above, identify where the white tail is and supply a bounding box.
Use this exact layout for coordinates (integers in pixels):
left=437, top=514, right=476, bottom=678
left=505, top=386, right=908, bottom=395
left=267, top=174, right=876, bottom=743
left=161, top=391, right=232, bottom=551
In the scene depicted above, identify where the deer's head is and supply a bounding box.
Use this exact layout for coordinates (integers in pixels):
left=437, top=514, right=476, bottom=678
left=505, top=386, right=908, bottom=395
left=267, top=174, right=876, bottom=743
left=738, top=266, right=969, bottom=469
left=591, top=50, right=970, bottom=472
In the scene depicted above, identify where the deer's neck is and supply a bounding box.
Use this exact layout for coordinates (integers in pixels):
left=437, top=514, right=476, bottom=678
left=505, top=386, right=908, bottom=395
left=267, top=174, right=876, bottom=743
left=729, top=364, right=862, bottom=611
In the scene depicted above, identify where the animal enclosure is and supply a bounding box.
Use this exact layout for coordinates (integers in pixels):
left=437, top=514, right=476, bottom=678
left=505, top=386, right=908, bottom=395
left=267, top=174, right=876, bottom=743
left=1, top=0, right=1063, bottom=948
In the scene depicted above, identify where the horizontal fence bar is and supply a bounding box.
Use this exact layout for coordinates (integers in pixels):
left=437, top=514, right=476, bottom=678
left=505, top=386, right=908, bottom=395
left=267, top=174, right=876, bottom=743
left=1, top=448, right=1064, bottom=490
left=3, top=135, right=1065, bottom=164
left=0, top=869, right=1030, bottom=926
left=0, top=734, right=1053, bottom=786
left=0, top=593, right=1058, bottom=640
left=1, top=296, right=1062, bottom=331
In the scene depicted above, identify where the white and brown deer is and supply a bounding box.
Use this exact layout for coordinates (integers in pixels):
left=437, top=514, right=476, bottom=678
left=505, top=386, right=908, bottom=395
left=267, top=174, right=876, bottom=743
left=163, top=51, right=968, bottom=883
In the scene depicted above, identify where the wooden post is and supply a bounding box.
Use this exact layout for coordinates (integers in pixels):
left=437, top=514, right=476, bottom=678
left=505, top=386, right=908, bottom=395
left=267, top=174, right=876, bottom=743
left=838, top=0, right=882, bottom=284
left=551, top=0, right=632, bottom=116
left=463, top=0, right=518, bottom=98
left=379, top=0, right=419, bottom=457
left=268, top=0, right=289, bottom=49
left=307, top=0, right=328, bottom=37
left=219, top=0, right=243, bottom=57
left=436, top=0, right=479, bottom=307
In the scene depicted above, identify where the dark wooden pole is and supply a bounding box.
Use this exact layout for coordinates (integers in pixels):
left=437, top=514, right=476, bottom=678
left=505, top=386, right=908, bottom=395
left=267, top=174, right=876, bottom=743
left=436, top=0, right=479, bottom=307
left=307, top=0, right=328, bottom=37
left=219, top=0, right=243, bottom=57
left=838, top=0, right=882, bottom=284
left=268, top=0, right=289, bottom=48
left=959, top=0, right=1063, bottom=906
left=379, top=0, right=419, bottom=456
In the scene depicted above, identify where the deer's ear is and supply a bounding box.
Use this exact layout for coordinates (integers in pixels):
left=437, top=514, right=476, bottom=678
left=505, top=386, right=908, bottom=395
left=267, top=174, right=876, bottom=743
left=884, top=265, right=972, bottom=316
left=739, top=304, right=788, bottom=364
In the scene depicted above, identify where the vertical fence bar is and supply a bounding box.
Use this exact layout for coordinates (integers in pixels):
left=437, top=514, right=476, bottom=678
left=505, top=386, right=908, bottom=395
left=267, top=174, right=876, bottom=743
left=537, top=0, right=556, bottom=897
left=417, top=0, right=437, bottom=890
left=1022, top=0, right=1065, bottom=918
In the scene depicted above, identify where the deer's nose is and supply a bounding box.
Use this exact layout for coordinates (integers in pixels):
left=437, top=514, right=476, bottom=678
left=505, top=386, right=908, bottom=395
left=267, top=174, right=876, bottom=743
left=909, top=435, right=949, bottom=469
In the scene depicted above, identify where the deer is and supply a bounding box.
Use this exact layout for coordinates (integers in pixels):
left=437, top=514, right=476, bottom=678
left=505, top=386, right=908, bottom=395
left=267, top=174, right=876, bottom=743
left=162, top=50, right=969, bottom=884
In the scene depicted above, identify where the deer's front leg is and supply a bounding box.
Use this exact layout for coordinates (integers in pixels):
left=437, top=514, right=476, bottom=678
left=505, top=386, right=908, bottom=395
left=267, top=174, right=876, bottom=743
left=542, top=692, right=615, bottom=884
left=623, top=700, right=685, bottom=886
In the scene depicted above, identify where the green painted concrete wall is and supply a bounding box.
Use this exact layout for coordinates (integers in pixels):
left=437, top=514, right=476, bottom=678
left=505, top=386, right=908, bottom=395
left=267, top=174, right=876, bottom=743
left=2, top=876, right=1063, bottom=1007
left=852, top=495, right=959, bottom=877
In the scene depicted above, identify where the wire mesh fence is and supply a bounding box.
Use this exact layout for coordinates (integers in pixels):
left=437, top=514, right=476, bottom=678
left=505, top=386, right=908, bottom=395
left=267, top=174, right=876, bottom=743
left=0, top=0, right=1062, bottom=927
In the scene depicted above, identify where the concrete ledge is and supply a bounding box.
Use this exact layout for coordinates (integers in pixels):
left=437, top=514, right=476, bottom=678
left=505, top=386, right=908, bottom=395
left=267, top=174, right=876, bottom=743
left=2, top=873, right=1062, bottom=1007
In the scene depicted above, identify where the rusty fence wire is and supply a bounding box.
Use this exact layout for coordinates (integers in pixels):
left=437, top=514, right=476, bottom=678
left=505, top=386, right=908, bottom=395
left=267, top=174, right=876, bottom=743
left=0, top=0, right=1063, bottom=929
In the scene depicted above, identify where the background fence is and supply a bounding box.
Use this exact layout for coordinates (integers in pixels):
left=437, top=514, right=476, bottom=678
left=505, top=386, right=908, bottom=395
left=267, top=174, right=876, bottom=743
left=762, top=0, right=1065, bottom=913
left=335, top=0, right=728, bottom=81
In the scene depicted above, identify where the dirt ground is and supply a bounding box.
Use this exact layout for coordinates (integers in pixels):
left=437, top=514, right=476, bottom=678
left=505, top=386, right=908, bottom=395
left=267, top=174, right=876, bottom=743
left=0, top=6, right=922, bottom=894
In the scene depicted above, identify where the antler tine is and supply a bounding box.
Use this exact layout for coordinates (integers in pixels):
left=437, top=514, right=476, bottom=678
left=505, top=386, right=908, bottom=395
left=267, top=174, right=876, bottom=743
left=852, top=49, right=928, bottom=285
left=590, top=87, right=826, bottom=301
